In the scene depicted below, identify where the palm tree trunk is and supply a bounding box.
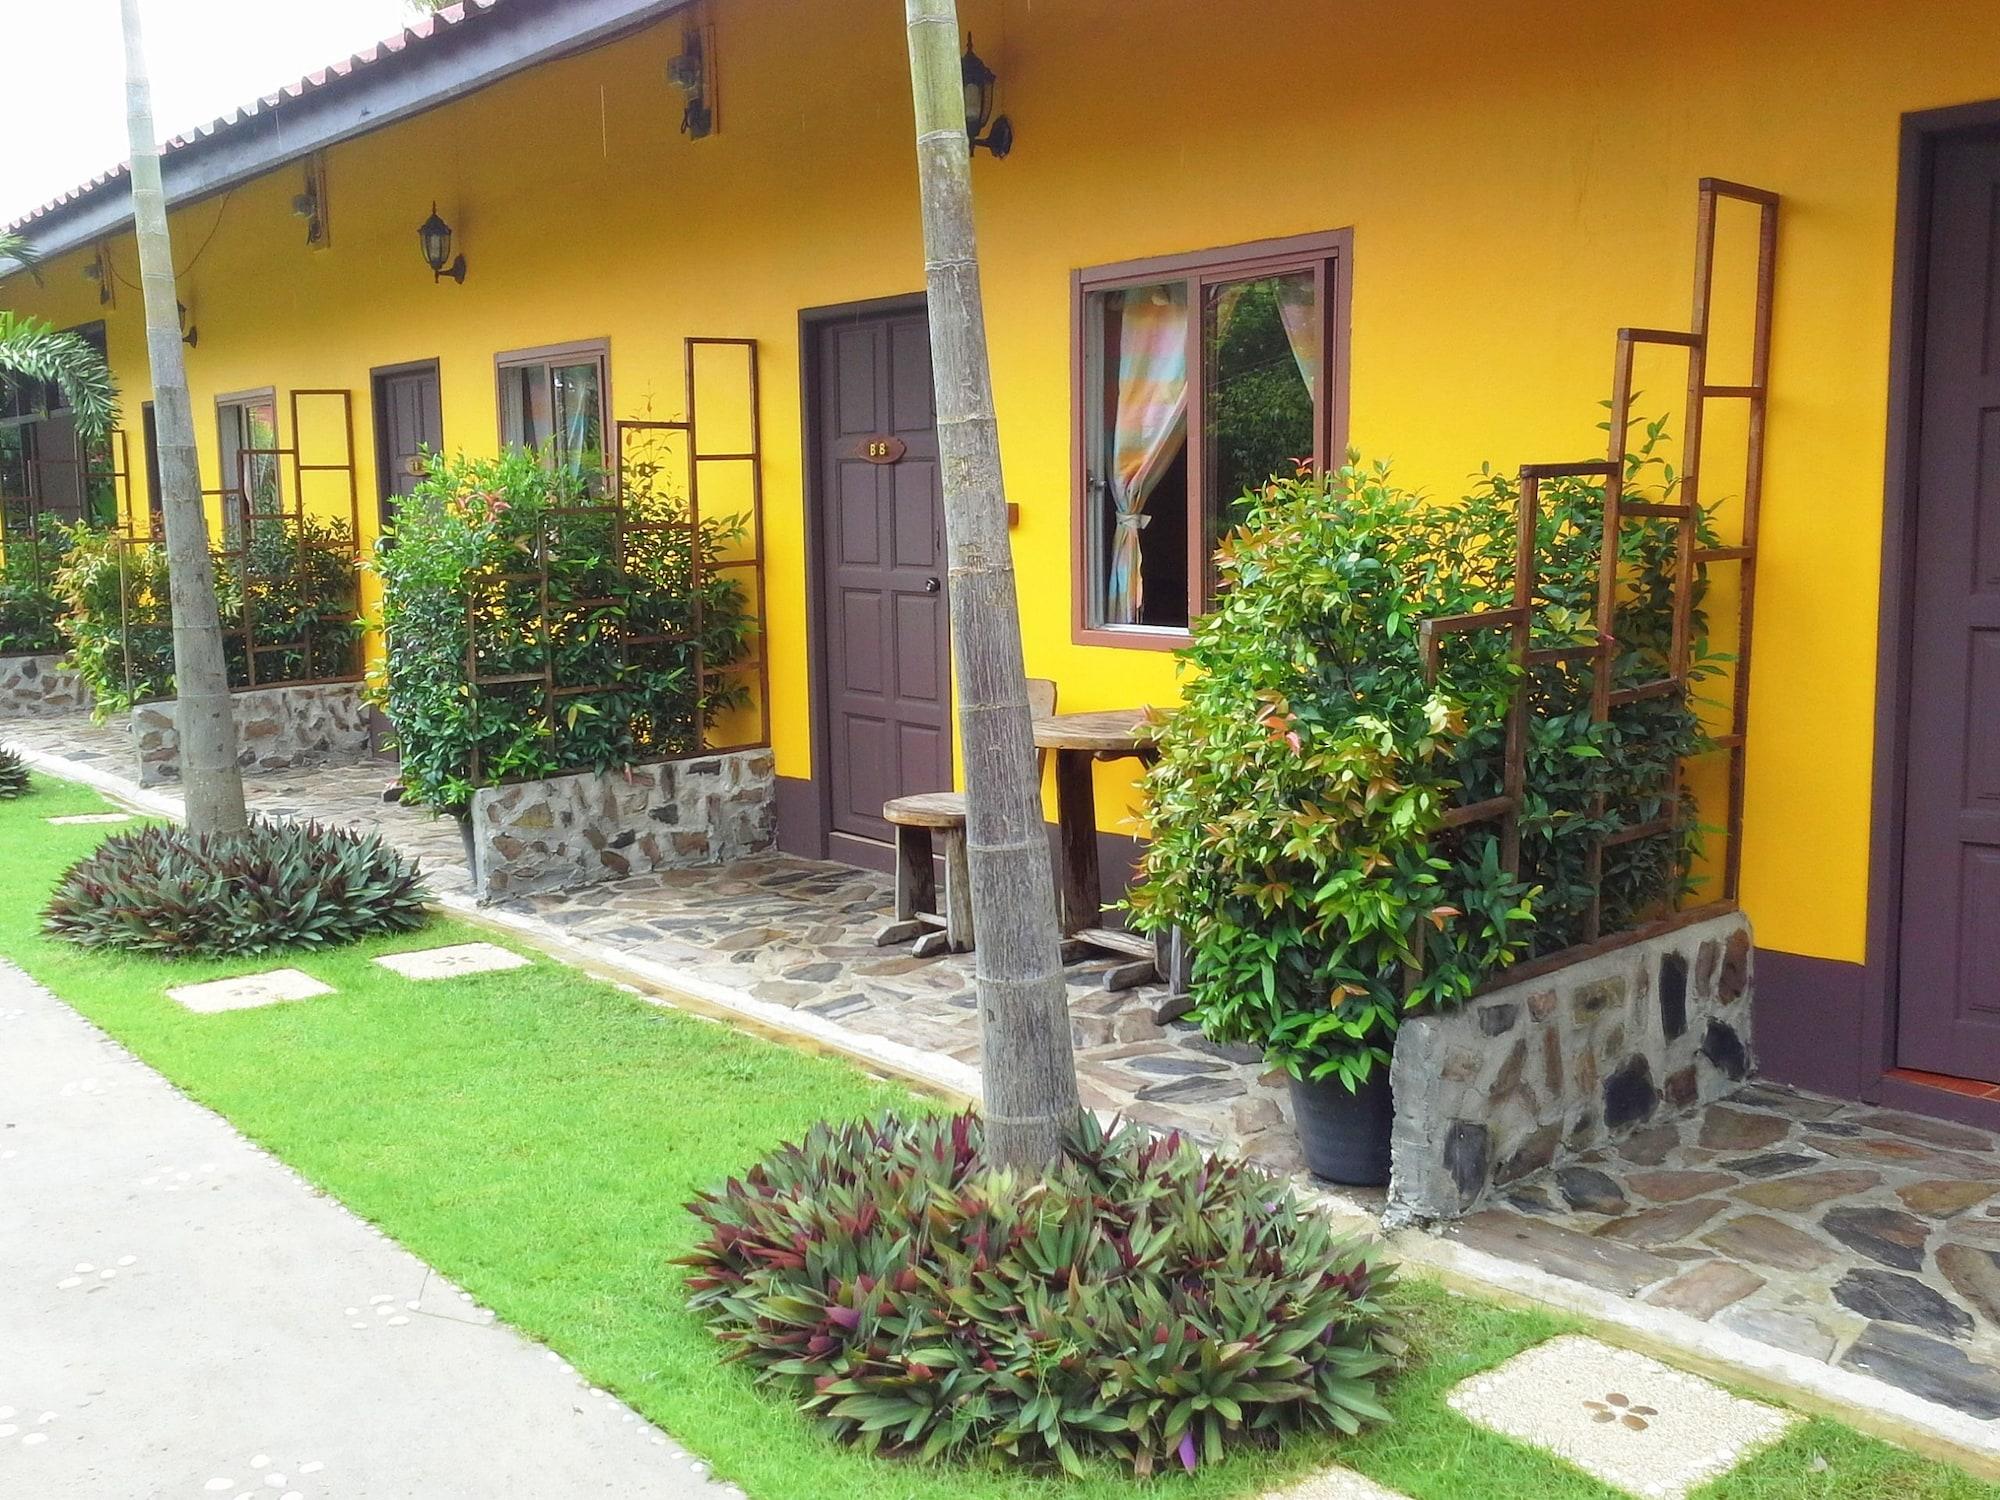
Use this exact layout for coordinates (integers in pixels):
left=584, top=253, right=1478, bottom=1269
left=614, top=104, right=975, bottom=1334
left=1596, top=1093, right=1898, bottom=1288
left=903, top=0, right=1079, bottom=1171
left=120, top=0, right=245, bottom=835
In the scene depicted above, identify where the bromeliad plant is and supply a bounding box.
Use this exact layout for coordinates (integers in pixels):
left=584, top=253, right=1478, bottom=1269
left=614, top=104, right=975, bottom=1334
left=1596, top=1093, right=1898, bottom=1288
left=370, top=445, right=752, bottom=814
left=1129, top=424, right=1722, bottom=1090
left=44, top=817, right=430, bottom=957
left=682, top=1111, right=1397, bottom=1477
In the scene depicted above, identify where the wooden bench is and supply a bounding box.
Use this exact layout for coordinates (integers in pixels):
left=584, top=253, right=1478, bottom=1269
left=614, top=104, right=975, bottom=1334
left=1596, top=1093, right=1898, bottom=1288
left=873, top=678, right=1055, bottom=957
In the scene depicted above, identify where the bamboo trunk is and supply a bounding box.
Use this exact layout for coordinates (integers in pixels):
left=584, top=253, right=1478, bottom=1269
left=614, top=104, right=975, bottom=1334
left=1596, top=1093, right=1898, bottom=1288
left=120, top=0, right=246, bottom=835
left=903, top=0, right=1080, bottom=1170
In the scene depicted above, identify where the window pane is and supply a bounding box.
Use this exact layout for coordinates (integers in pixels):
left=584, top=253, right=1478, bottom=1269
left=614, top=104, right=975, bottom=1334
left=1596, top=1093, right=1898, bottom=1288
left=550, top=360, right=604, bottom=473
left=1202, top=270, right=1317, bottom=557
left=242, top=398, right=280, bottom=517
left=1086, top=282, right=1190, bottom=629
left=500, top=363, right=553, bottom=452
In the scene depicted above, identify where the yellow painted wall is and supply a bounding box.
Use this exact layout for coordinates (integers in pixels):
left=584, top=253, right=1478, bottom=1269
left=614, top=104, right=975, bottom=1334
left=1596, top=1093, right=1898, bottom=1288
left=8, top=0, right=2000, bottom=967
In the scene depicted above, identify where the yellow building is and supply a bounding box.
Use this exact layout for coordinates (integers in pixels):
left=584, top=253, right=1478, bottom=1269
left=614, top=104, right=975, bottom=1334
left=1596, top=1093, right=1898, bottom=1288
left=4, top=0, right=1999, bottom=1118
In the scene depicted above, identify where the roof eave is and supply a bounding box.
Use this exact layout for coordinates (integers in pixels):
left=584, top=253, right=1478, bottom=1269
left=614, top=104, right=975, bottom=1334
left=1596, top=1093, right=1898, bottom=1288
left=10, top=0, right=690, bottom=267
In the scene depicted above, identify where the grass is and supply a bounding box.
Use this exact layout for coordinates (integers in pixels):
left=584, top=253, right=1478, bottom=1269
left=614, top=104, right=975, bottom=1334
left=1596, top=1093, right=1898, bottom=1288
left=0, top=770, right=1992, bottom=1499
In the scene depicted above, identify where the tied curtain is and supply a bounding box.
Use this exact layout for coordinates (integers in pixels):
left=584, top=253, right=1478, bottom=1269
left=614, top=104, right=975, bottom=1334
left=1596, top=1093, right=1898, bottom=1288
left=1105, top=285, right=1189, bottom=624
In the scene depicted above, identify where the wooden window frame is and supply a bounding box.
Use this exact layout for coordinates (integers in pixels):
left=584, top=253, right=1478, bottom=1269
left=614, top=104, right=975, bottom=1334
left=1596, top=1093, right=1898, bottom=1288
left=493, top=337, right=612, bottom=467
left=1069, top=228, right=1352, bottom=650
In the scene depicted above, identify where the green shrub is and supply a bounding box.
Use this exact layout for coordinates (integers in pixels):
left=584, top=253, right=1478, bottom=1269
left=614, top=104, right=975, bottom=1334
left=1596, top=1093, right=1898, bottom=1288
left=44, top=817, right=431, bottom=956
left=0, top=747, right=28, bottom=798
left=0, top=520, right=75, bottom=656
left=370, top=446, right=753, bottom=814
left=53, top=517, right=361, bottom=720
left=1128, top=426, right=1720, bottom=1089
left=681, top=1111, right=1397, bottom=1477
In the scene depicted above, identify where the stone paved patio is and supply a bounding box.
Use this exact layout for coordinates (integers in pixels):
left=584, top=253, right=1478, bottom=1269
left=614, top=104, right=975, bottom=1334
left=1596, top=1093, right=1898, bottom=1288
left=14, top=711, right=2000, bottom=1434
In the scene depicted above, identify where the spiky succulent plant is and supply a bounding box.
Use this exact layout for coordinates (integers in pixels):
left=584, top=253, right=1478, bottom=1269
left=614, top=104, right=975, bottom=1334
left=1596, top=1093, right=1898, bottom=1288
left=44, top=816, right=431, bottom=957
left=682, top=1111, right=1398, bottom=1476
left=0, top=747, right=27, bottom=799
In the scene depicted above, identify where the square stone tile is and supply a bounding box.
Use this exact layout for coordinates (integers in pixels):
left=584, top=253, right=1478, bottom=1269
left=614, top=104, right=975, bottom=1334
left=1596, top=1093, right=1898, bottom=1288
left=1260, top=1468, right=1410, bottom=1499
left=166, top=968, right=334, bottom=1014
left=1447, top=1334, right=1797, bottom=1498
left=372, top=942, right=532, bottom=981
left=46, top=812, right=133, bottom=825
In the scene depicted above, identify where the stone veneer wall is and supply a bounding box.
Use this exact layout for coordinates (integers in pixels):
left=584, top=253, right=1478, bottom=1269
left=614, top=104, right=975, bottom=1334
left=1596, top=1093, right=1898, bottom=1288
left=0, top=654, right=90, bottom=719
left=133, top=681, right=370, bottom=786
left=468, top=750, right=776, bottom=900
left=1387, top=909, right=1754, bottom=1225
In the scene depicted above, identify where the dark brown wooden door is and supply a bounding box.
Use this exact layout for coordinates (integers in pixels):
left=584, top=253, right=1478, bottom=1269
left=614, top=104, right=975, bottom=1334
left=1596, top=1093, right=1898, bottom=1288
left=1897, top=127, right=2000, bottom=1079
left=814, top=309, right=951, bottom=849
left=374, top=363, right=441, bottom=525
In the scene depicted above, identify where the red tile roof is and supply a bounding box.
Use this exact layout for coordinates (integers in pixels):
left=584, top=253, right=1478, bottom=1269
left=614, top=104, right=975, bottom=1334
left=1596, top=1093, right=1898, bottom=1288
left=5, top=0, right=503, bottom=235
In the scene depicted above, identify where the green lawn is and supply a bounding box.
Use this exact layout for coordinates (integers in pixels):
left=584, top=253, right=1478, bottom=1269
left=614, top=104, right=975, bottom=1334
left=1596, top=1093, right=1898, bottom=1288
left=0, top=770, right=1991, bottom=1500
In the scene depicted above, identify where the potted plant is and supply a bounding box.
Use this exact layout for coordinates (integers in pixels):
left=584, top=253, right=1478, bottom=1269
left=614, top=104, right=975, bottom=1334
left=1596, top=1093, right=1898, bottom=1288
left=1128, top=459, right=1533, bottom=1184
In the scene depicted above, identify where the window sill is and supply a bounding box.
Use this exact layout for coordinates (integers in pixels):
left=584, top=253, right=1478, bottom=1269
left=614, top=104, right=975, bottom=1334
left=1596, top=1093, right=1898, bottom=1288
left=1072, top=624, right=1192, bottom=652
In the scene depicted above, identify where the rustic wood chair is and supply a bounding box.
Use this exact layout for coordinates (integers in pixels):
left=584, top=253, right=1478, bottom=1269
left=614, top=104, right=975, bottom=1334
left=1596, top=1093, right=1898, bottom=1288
left=874, top=677, right=1056, bottom=957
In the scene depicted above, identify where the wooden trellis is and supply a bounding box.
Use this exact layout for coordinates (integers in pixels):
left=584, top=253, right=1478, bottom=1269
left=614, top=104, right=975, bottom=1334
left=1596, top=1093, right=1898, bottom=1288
left=1418, top=177, right=1778, bottom=953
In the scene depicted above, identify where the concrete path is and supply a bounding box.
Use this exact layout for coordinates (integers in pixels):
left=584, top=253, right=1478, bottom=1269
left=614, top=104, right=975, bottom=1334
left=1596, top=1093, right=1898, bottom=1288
left=0, top=961, right=726, bottom=1500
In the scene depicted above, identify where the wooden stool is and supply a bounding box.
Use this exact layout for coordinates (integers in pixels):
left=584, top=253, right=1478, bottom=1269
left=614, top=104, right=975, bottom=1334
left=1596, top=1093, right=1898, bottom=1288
left=873, top=678, right=1056, bottom=958
left=874, top=791, right=973, bottom=957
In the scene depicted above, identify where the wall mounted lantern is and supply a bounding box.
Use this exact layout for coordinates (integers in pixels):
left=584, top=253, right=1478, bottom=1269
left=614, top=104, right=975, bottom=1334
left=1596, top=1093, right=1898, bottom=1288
left=418, top=204, right=467, bottom=284
left=175, top=300, right=197, bottom=349
left=667, top=28, right=714, bottom=139
left=961, top=36, right=1012, bottom=158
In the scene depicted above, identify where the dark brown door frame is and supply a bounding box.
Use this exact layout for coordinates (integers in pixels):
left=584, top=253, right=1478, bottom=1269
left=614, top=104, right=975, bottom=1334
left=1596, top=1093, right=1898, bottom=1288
left=368, top=357, right=442, bottom=527
left=1863, top=97, right=2000, bottom=1114
left=798, top=290, right=939, bottom=866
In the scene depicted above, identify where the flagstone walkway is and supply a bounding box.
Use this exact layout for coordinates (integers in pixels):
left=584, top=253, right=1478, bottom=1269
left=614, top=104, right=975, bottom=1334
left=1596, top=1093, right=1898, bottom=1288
left=12, top=713, right=2000, bottom=1443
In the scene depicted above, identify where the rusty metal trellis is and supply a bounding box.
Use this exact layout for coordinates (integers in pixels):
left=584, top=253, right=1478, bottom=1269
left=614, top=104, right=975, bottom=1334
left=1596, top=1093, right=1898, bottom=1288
left=0, top=427, right=130, bottom=658
left=464, top=336, right=768, bottom=786
left=1418, top=177, right=1778, bottom=960
left=121, top=389, right=362, bottom=701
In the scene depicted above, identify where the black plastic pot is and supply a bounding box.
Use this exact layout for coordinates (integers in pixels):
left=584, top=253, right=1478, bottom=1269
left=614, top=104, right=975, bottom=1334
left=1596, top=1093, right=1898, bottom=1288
left=1288, top=1069, right=1394, bottom=1186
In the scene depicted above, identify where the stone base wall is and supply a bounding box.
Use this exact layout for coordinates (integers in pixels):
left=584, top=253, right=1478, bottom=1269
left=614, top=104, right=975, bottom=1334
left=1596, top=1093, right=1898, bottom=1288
left=133, top=681, right=370, bottom=786
left=0, top=654, right=90, bottom=719
left=1388, top=909, right=1754, bottom=1225
left=468, top=750, right=776, bottom=900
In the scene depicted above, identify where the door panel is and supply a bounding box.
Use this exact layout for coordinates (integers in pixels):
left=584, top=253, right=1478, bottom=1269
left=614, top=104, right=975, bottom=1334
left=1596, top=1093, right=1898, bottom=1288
left=1897, top=128, right=2000, bottom=1078
left=374, top=364, right=442, bottom=525
left=815, top=309, right=950, bottom=848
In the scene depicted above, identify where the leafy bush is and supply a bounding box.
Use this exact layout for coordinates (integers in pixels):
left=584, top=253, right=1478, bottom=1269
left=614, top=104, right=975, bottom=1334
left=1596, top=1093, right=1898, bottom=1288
left=0, top=520, right=75, bottom=656
left=371, top=446, right=753, bottom=814
left=44, top=817, right=431, bottom=956
left=0, top=747, right=28, bottom=798
left=682, top=1111, right=1397, bottom=1477
left=1128, top=426, right=1719, bottom=1088
left=53, top=517, right=361, bottom=720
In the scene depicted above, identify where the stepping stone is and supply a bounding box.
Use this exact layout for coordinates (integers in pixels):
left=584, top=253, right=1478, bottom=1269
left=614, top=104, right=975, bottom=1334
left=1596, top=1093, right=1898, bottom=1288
left=1898, top=1179, right=1999, bottom=1218
left=1935, top=1243, right=2000, bottom=1327
left=1698, top=1105, right=1792, bottom=1152
left=1259, top=1468, right=1411, bottom=1499
left=1729, top=1082, right=1847, bottom=1121
left=1627, top=1169, right=1738, bottom=1203
left=1715, top=1303, right=1840, bottom=1362
left=1821, top=1205, right=1930, bottom=1272
left=1701, top=1213, right=1835, bottom=1271
left=1734, top=1169, right=1882, bottom=1212
left=1645, top=1261, right=1766, bottom=1320
left=46, top=813, right=133, bottom=825
left=166, top=968, right=333, bottom=1014
left=1840, top=1324, right=2000, bottom=1418
left=1447, top=1334, right=1796, bottom=1499
left=1806, top=1133, right=1990, bottom=1174
left=1718, top=1151, right=1819, bottom=1178
left=1855, top=1109, right=1996, bottom=1154
left=1831, top=1269, right=1973, bottom=1338
left=1617, top=1121, right=1684, bottom=1167
left=372, top=943, right=531, bottom=981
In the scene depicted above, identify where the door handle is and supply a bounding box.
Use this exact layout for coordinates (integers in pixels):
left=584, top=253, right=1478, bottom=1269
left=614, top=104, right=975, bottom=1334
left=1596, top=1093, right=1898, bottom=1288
left=923, top=576, right=942, bottom=594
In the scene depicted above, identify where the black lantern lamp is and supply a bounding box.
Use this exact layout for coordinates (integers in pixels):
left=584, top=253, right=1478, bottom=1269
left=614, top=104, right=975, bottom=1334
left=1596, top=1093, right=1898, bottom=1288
left=961, top=36, right=1012, bottom=158
left=418, top=203, right=467, bottom=284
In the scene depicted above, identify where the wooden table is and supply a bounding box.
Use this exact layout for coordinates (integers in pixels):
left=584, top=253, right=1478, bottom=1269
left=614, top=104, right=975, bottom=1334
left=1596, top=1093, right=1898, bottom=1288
left=1031, top=708, right=1166, bottom=994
